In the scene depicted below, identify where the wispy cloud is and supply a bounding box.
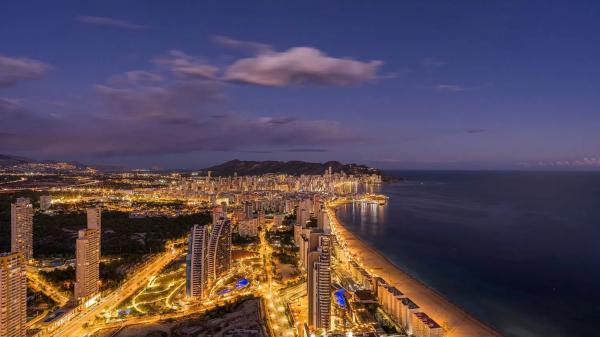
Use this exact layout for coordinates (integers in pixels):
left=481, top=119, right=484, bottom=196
left=0, top=54, right=51, bottom=88
left=435, top=84, right=465, bottom=92
left=530, top=157, right=600, bottom=168
left=76, top=16, right=146, bottom=30
left=154, top=50, right=219, bottom=79
left=285, top=148, right=328, bottom=153
left=0, top=52, right=359, bottom=157
left=212, top=35, right=272, bottom=54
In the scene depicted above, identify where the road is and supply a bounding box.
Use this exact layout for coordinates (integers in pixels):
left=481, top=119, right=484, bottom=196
left=44, top=242, right=183, bottom=337
left=27, top=267, right=70, bottom=307
left=258, top=229, right=295, bottom=337
left=89, top=289, right=255, bottom=335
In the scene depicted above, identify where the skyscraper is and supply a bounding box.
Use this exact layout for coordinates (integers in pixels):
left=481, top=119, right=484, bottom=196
left=208, top=219, right=232, bottom=282
left=186, top=224, right=210, bottom=300
left=307, top=234, right=332, bottom=331
left=86, top=206, right=101, bottom=230
left=11, top=198, right=33, bottom=262
left=0, top=252, right=26, bottom=337
left=74, top=207, right=101, bottom=304
left=316, top=204, right=330, bottom=234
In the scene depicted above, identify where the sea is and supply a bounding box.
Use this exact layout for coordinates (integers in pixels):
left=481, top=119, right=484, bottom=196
left=334, top=171, right=600, bottom=337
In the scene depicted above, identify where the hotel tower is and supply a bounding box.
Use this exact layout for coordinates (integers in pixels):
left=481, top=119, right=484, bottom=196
left=74, top=207, right=101, bottom=304
left=307, top=234, right=332, bottom=331
left=11, top=198, right=33, bottom=262
left=207, top=218, right=232, bottom=282
left=186, top=224, right=210, bottom=299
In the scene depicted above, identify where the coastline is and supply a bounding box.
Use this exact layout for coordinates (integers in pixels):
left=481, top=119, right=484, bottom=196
left=328, top=202, right=504, bottom=337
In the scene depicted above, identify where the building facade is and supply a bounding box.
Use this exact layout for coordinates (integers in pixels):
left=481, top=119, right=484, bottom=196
left=307, top=234, right=332, bottom=331
left=208, top=219, right=232, bottom=281
left=0, top=252, right=26, bottom=337
left=186, top=224, right=210, bottom=299
left=74, top=207, right=101, bottom=304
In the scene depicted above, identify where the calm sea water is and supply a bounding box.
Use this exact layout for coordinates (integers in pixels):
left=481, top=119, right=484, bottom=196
left=335, top=171, right=600, bottom=337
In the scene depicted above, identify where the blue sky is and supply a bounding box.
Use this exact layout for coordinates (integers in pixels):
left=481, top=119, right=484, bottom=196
left=1, top=1, right=599, bottom=169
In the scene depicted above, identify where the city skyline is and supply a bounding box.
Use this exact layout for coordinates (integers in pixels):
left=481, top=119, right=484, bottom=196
left=2, top=1, right=600, bottom=170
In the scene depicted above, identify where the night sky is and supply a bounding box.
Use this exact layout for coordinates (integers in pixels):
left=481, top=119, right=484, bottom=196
left=1, top=1, right=599, bottom=169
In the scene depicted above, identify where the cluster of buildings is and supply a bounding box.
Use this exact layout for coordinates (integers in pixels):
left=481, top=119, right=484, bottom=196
left=293, top=197, right=334, bottom=333
left=1, top=166, right=383, bottom=337
left=1, top=197, right=102, bottom=337
left=340, top=244, right=444, bottom=337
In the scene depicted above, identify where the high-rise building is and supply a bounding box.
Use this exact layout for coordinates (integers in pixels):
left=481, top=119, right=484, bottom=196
left=316, top=204, right=330, bottom=234
left=39, top=195, right=52, bottom=211
left=74, top=208, right=101, bottom=304
left=86, top=207, right=101, bottom=230
left=0, top=252, right=27, bottom=337
left=212, top=204, right=226, bottom=224
left=186, top=224, right=210, bottom=300
left=296, top=200, right=311, bottom=227
left=208, top=219, right=232, bottom=282
left=307, top=234, right=332, bottom=331
left=11, top=198, right=33, bottom=262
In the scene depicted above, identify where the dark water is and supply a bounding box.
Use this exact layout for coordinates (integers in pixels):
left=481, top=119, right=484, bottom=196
left=335, top=171, right=600, bottom=337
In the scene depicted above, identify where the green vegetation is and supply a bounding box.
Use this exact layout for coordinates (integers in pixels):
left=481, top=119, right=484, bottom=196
left=232, top=233, right=259, bottom=245
left=201, top=295, right=258, bottom=319
left=39, top=266, right=75, bottom=291
left=266, top=227, right=295, bottom=248
left=1, top=192, right=211, bottom=255
left=37, top=211, right=208, bottom=257
left=273, top=251, right=298, bottom=266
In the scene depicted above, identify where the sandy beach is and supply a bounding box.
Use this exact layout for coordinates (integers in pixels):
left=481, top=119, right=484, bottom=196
left=328, top=204, right=504, bottom=337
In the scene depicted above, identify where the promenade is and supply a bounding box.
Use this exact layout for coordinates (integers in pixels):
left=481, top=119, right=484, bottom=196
left=327, top=202, right=504, bottom=337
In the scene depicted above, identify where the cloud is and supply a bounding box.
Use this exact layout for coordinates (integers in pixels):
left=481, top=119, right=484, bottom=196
left=257, top=117, right=296, bottom=125
left=76, top=16, right=146, bottom=30
left=110, top=70, right=164, bottom=85
left=435, top=84, right=465, bottom=92
left=154, top=50, right=220, bottom=79
left=1, top=44, right=368, bottom=159
left=535, top=157, right=600, bottom=168
left=0, top=54, right=51, bottom=88
left=285, top=148, right=328, bottom=153
left=224, top=46, right=383, bottom=86
left=212, top=35, right=272, bottom=54
left=0, top=98, right=26, bottom=117
left=94, top=78, right=224, bottom=122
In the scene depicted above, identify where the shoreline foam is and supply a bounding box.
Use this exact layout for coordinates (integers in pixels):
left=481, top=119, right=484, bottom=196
left=329, top=203, right=504, bottom=337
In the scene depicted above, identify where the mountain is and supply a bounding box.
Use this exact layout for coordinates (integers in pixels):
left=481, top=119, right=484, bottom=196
left=0, top=154, right=96, bottom=171
left=204, top=159, right=381, bottom=176
left=0, top=154, right=36, bottom=167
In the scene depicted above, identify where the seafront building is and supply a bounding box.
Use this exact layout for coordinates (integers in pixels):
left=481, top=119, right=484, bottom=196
left=208, top=218, right=232, bottom=281
left=10, top=197, right=33, bottom=261
left=74, top=207, right=102, bottom=305
left=186, top=224, right=210, bottom=299
left=0, top=252, right=27, bottom=337
left=307, top=234, right=332, bottom=331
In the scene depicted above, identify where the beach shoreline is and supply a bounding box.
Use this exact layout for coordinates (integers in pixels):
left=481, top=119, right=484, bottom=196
left=328, top=201, right=504, bottom=337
